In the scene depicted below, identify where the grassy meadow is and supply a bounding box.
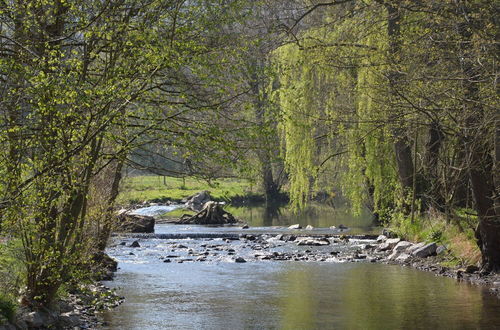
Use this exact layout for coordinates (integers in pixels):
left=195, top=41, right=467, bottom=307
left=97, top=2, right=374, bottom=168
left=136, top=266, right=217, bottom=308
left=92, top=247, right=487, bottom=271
left=117, top=175, right=256, bottom=205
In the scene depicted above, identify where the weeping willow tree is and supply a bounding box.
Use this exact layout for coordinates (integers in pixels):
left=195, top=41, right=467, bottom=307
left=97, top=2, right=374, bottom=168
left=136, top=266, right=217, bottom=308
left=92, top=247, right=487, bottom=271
left=272, top=3, right=401, bottom=216
left=271, top=0, right=499, bottom=270
left=273, top=44, right=317, bottom=210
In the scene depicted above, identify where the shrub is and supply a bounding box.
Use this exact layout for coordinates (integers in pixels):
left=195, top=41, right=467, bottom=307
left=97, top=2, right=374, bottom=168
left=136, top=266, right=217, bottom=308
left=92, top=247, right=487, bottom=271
left=0, top=294, right=16, bottom=323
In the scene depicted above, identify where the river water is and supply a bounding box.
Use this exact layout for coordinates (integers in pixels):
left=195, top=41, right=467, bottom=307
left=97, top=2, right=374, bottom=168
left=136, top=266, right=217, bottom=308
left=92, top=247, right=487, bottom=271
left=102, top=204, right=500, bottom=329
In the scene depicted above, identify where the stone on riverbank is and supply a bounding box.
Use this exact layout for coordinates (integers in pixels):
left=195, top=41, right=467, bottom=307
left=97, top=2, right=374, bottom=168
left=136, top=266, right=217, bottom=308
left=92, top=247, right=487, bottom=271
left=395, top=253, right=411, bottom=262
left=393, top=241, right=412, bottom=252
left=436, top=245, right=447, bottom=255
left=382, top=228, right=398, bottom=238
left=377, top=238, right=400, bottom=251
left=411, top=243, right=437, bottom=258
left=183, top=190, right=212, bottom=211
left=407, top=242, right=425, bottom=254
left=288, top=224, right=302, bottom=229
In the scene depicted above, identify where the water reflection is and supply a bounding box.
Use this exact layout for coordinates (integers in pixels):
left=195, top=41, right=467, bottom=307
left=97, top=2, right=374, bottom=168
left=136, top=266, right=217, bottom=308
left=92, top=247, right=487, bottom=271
left=226, top=202, right=375, bottom=230
left=102, top=262, right=500, bottom=329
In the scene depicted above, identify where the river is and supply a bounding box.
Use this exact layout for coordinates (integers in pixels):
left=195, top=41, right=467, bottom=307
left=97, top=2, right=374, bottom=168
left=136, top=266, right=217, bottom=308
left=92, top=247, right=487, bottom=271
left=101, top=204, right=500, bottom=329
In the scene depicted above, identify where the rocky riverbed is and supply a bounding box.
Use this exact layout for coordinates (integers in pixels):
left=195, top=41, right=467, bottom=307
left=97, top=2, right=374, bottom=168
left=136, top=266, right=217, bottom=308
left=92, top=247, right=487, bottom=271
left=111, top=230, right=500, bottom=300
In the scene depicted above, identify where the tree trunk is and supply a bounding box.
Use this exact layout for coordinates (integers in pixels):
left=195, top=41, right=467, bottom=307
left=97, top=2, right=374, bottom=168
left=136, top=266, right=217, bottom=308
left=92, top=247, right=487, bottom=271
left=259, top=150, right=280, bottom=202
left=456, top=1, right=500, bottom=271
left=385, top=3, right=415, bottom=196
left=424, top=122, right=445, bottom=210
left=179, top=202, right=238, bottom=224
left=97, top=158, right=125, bottom=251
left=250, top=59, right=281, bottom=202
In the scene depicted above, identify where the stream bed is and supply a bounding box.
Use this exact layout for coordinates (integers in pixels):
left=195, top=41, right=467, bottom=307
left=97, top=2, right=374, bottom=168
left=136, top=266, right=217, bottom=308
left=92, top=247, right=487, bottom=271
left=101, top=204, right=500, bottom=329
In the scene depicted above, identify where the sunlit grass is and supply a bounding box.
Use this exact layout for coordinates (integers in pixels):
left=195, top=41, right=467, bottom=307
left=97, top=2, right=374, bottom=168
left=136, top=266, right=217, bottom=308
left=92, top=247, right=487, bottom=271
left=117, top=175, right=255, bottom=205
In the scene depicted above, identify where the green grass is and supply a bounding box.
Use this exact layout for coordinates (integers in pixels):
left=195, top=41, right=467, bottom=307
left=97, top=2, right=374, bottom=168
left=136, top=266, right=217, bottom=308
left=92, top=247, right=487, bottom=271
left=117, top=175, right=256, bottom=205
left=159, top=208, right=196, bottom=218
left=390, top=210, right=481, bottom=266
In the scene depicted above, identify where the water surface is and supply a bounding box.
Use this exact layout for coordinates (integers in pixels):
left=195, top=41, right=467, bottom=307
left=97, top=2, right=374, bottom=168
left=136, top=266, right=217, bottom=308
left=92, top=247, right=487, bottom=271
left=102, top=260, right=500, bottom=329
left=102, top=205, right=500, bottom=329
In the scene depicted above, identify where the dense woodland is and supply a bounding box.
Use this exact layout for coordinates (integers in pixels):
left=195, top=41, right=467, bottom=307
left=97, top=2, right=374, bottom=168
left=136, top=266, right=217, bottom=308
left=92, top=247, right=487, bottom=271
left=0, top=0, right=498, bottom=316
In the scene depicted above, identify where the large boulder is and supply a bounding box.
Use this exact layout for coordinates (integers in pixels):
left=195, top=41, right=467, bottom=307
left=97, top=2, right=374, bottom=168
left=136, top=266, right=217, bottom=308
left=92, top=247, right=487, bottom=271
left=183, top=191, right=212, bottom=211
left=377, top=238, right=400, bottom=251
left=393, top=241, right=413, bottom=252
left=407, top=242, right=425, bottom=254
left=411, top=242, right=437, bottom=258
left=116, top=213, right=155, bottom=233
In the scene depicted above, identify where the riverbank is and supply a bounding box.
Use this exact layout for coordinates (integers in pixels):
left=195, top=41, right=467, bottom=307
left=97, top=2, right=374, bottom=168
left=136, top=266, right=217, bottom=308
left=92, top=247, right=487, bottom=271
left=1, top=283, right=122, bottom=330
left=0, top=253, right=123, bottom=330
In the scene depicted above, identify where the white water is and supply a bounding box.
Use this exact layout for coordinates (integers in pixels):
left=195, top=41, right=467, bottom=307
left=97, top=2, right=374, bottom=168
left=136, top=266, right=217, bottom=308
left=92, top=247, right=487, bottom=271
left=129, top=204, right=182, bottom=217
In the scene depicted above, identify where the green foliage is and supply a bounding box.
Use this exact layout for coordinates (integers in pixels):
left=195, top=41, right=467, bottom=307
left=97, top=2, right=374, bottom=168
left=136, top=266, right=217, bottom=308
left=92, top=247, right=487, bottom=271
left=272, top=8, right=401, bottom=214
left=0, top=0, right=254, bottom=307
left=0, top=240, right=22, bottom=323
left=0, top=240, right=24, bottom=297
left=273, top=44, right=317, bottom=210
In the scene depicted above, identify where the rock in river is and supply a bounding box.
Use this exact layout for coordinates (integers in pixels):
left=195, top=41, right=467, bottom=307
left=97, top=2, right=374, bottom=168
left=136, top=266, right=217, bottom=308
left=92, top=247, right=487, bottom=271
left=296, top=237, right=330, bottom=246
left=116, top=213, right=155, bottom=233
left=234, top=257, right=247, bottom=263
left=130, top=240, right=140, bottom=248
